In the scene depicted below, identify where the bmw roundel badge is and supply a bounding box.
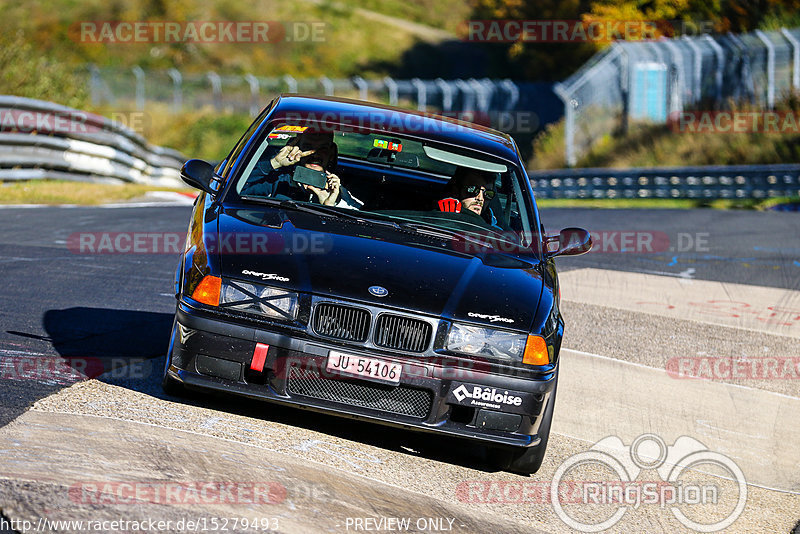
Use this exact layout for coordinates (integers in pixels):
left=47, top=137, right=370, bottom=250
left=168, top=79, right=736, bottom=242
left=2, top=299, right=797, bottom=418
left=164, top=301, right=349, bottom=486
left=369, top=286, right=388, bottom=297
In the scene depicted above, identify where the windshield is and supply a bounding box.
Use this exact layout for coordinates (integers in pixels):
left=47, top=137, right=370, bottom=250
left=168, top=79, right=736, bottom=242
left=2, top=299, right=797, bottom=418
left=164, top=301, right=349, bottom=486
left=229, top=122, right=539, bottom=257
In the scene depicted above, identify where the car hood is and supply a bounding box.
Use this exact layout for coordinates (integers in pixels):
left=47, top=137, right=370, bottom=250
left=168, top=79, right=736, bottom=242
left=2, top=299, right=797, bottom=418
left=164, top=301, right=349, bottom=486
left=216, top=207, right=544, bottom=331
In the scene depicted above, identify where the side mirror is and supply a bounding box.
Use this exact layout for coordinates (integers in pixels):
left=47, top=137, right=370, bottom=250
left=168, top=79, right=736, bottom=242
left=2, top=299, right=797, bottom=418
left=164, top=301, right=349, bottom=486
left=546, top=227, right=592, bottom=257
left=181, top=159, right=217, bottom=194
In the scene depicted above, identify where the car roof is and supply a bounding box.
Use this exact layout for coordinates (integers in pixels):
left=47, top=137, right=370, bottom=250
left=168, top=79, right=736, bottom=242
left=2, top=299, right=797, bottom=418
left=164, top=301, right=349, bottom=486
left=267, top=94, right=521, bottom=164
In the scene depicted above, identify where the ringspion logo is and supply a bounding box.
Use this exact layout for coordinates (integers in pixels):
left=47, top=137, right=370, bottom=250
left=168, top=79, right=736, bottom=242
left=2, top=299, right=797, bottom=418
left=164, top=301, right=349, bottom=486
left=550, top=434, right=747, bottom=532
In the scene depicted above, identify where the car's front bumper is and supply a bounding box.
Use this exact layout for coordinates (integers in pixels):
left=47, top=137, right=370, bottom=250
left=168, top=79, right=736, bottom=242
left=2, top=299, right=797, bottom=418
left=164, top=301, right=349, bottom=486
left=167, top=302, right=557, bottom=448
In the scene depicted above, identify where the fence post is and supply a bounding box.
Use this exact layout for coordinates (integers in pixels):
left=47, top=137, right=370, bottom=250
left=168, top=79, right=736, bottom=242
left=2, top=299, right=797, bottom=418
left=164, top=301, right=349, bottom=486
left=411, top=78, right=426, bottom=111
left=206, top=71, right=222, bottom=110
left=681, top=36, right=703, bottom=105
left=470, top=78, right=491, bottom=112
left=703, top=35, right=725, bottom=104
left=319, top=76, right=334, bottom=96
left=435, top=78, right=454, bottom=111
left=455, top=79, right=475, bottom=113
left=89, top=64, right=102, bottom=107
left=352, top=76, right=368, bottom=101
left=660, top=40, right=685, bottom=115
left=500, top=79, right=519, bottom=111
left=283, top=75, right=297, bottom=93
left=553, top=82, right=576, bottom=167
left=383, top=77, right=398, bottom=106
left=616, top=43, right=630, bottom=134
left=780, top=28, right=800, bottom=91
left=755, top=30, right=776, bottom=108
left=481, top=78, right=499, bottom=110
left=726, top=33, right=755, bottom=104
left=244, top=74, right=260, bottom=116
left=167, top=69, right=182, bottom=112
left=132, top=66, right=145, bottom=111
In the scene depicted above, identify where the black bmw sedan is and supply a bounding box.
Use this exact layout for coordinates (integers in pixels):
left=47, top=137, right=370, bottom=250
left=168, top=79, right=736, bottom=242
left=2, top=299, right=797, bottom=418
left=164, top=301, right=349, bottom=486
left=164, top=95, right=591, bottom=474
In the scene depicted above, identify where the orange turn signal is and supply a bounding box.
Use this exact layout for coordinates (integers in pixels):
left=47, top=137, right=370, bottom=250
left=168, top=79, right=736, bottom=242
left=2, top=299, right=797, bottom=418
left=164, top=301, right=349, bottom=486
left=522, top=335, right=549, bottom=366
left=192, top=275, right=221, bottom=306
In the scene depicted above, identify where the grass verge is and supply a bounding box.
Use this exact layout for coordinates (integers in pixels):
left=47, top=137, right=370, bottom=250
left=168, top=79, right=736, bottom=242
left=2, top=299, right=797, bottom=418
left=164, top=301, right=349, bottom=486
left=0, top=180, right=193, bottom=205
left=530, top=94, right=800, bottom=170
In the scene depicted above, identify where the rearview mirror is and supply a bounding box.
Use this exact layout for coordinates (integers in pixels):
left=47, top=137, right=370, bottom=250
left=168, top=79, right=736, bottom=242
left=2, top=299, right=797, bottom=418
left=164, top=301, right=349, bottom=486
left=546, top=227, right=592, bottom=257
left=180, top=159, right=217, bottom=194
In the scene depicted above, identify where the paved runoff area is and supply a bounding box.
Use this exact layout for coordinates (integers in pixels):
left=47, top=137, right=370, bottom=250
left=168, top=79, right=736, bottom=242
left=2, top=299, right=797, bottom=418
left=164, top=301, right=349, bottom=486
left=0, top=206, right=798, bottom=533
left=561, top=268, right=800, bottom=339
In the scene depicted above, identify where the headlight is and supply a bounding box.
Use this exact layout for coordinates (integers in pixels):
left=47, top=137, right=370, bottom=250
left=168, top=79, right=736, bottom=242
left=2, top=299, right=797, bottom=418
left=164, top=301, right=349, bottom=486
left=221, top=280, right=298, bottom=320
left=446, top=323, right=527, bottom=362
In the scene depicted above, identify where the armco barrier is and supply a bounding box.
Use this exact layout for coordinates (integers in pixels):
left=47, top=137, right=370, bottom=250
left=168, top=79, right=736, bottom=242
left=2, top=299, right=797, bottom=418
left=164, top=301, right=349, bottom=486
left=0, top=95, right=184, bottom=186
left=5, top=95, right=798, bottom=200
left=528, top=164, right=800, bottom=200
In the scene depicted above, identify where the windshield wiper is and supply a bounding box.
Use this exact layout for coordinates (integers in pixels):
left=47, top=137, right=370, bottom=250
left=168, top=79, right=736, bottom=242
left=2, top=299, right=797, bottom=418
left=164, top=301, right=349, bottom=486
left=240, top=196, right=402, bottom=228
left=399, top=221, right=528, bottom=252
left=240, top=196, right=356, bottom=218
left=397, top=221, right=465, bottom=241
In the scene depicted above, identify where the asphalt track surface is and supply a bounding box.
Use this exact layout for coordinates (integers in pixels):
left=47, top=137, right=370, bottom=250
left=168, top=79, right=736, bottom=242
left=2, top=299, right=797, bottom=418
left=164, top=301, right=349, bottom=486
left=540, top=208, right=800, bottom=290
left=0, top=205, right=798, bottom=533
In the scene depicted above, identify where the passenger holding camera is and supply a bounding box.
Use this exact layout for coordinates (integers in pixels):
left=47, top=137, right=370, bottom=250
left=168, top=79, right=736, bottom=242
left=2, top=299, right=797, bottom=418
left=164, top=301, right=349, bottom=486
left=268, top=132, right=341, bottom=205
left=242, top=131, right=362, bottom=209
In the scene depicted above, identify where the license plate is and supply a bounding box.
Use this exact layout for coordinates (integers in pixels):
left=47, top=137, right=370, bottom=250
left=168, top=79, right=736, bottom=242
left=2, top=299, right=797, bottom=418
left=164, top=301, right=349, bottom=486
left=326, top=351, right=401, bottom=385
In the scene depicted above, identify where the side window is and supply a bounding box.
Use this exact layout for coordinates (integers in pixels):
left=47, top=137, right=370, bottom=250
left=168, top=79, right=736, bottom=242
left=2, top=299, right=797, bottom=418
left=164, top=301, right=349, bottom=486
left=491, top=173, right=515, bottom=231
left=235, top=139, right=273, bottom=194
left=219, top=105, right=273, bottom=179
left=508, top=170, right=534, bottom=244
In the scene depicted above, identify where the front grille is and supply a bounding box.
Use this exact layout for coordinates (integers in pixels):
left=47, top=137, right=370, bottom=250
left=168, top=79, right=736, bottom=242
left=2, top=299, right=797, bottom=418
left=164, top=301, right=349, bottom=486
left=374, top=314, right=432, bottom=353
left=312, top=303, right=370, bottom=342
left=287, top=365, right=432, bottom=418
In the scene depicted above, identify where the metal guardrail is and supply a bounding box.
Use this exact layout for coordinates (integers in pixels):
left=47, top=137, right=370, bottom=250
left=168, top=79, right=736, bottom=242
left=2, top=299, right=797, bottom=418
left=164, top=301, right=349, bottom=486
left=528, top=164, right=800, bottom=199
left=0, top=96, right=184, bottom=185
left=4, top=95, right=798, bottom=201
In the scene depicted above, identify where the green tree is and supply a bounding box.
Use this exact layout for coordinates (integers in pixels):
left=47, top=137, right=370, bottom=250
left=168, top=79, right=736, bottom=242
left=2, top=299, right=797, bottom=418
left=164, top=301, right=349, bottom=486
left=468, top=0, right=800, bottom=80
left=469, top=0, right=604, bottom=81
left=0, top=31, right=88, bottom=108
